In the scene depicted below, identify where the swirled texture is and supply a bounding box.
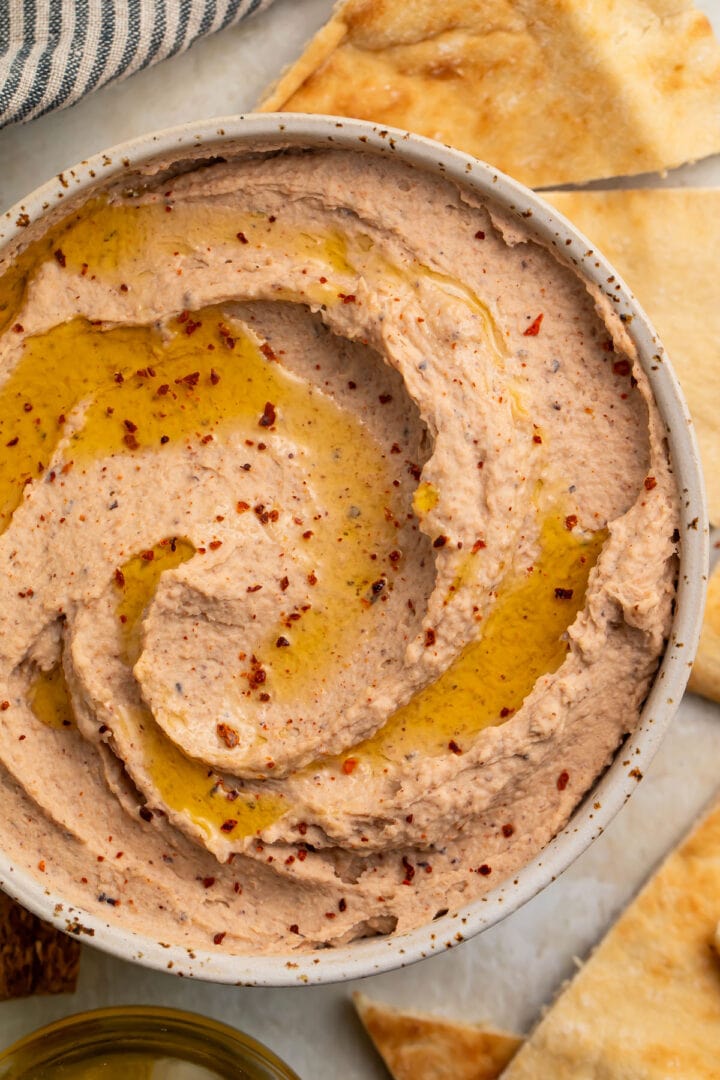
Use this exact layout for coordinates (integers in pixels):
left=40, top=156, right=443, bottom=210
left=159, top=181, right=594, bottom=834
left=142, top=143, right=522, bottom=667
left=0, top=146, right=677, bottom=952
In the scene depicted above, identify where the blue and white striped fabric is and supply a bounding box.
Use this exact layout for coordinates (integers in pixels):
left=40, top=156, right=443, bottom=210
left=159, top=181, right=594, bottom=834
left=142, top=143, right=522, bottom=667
left=0, top=0, right=274, bottom=130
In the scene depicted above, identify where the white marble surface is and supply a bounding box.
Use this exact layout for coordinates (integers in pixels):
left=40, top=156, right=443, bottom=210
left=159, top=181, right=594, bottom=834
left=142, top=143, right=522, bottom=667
left=0, top=1, right=718, bottom=1076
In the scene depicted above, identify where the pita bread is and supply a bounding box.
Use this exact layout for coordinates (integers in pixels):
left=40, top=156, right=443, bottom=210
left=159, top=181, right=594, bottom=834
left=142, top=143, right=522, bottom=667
left=258, top=0, right=720, bottom=189
left=544, top=188, right=720, bottom=526
left=353, top=992, right=521, bottom=1080
left=500, top=798, right=720, bottom=1078
left=688, top=558, right=720, bottom=703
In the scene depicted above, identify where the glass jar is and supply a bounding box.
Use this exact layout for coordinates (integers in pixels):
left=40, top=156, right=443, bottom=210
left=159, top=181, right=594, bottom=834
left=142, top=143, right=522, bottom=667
left=0, top=1005, right=300, bottom=1079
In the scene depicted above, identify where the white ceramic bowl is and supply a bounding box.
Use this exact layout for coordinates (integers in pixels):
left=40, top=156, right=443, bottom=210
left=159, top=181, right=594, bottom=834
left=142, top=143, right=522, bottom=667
left=0, top=114, right=708, bottom=986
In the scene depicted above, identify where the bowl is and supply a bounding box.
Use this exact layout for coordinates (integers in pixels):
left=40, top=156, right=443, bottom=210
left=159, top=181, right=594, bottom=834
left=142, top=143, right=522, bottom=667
left=0, top=1005, right=300, bottom=1078
left=0, top=113, right=708, bottom=986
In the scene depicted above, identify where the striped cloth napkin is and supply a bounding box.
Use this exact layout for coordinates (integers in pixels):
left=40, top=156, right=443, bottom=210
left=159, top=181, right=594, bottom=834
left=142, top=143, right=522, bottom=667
left=0, top=0, right=274, bottom=130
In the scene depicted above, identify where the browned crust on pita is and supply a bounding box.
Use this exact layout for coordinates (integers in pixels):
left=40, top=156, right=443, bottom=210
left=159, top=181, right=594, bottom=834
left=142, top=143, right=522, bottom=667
left=257, top=0, right=720, bottom=188
left=688, top=559, right=720, bottom=703
left=0, top=891, right=80, bottom=1000
left=353, top=992, right=521, bottom=1080
left=501, top=798, right=720, bottom=1078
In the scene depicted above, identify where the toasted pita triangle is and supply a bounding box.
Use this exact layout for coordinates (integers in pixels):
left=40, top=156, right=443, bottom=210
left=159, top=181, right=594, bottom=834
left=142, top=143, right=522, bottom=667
left=353, top=992, right=521, bottom=1080
left=544, top=188, right=720, bottom=526
left=258, top=0, right=720, bottom=188
left=688, top=559, right=720, bottom=703
left=501, top=798, right=720, bottom=1078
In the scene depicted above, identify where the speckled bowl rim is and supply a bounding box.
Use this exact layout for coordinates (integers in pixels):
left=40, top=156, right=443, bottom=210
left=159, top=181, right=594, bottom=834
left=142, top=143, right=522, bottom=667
left=0, top=113, right=708, bottom=986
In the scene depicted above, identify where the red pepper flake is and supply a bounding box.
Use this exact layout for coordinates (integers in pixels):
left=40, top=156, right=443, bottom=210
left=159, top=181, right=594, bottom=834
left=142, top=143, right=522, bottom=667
left=220, top=820, right=237, bottom=834
left=209, top=540, right=222, bottom=550
left=259, top=401, right=276, bottom=428
left=38, top=860, right=46, bottom=872
left=471, top=539, right=486, bottom=553
left=297, top=822, right=308, bottom=836
left=259, top=342, right=277, bottom=362
left=389, top=550, right=401, bottom=563
left=123, top=432, right=139, bottom=450
left=307, top=572, right=318, bottom=586
left=114, top=372, right=124, bottom=384
left=613, top=358, right=631, bottom=377
left=644, top=476, right=657, bottom=491
left=23, top=402, right=32, bottom=413
left=502, top=823, right=515, bottom=838
left=302, top=530, right=313, bottom=540
left=276, top=636, right=290, bottom=648
left=246, top=584, right=262, bottom=593
left=448, top=739, right=462, bottom=755
left=499, top=706, right=514, bottom=718
left=202, top=876, right=216, bottom=889
left=406, top=814, right=414, bottom=823
left=114, top=568, right=125, bottom=588
left=339, top=898, right=347, bottom=912
left=478, top=864, right=492, bottom=876
left=177, top=310, right=189, bottom=323
left=289, top=924, right=299, bottom=934
left=474, top=230, right=486, bottom=240
left=433, top=535, right=448, bottom=548
left=565, top=514, right=578, bottom=530
left=141, top=549, right=155, bottom=562
left=325, top=911, right=337, bottom=919
left=557, top=770, right=570, bottom=791
left=12, top=323, right=24, bottom=333
left=236, top=231, right=249, bottom=244
left=424, top=628, right=436, bottom=647
left=210, top=368, right=220, bottom=385
left=160, top=435, right=169, bottom=445
left=523, top=313, right=543, bottom=336
left=119, top=283, right=129, bottom=293
left=279, top=575, right=289, bottom=591
left=342, top=758, right=358, bottom=775
left=236, top=501, right=250, bottom=513
left=0, top=701, right=9, bottom=711
left=184, top=319, right=202, bottom=336
left=175, top=371, right=200, bottom=388
left=213, top=932, right=226, bottom=945
left=157, top=384, right=170, bottom=396
left=339, top=293, right=356, bottom=304
left=6, top=437, right=18, bottom=447
left=533, top=433, right=542, bottom=444
left=53, top=248, right=66, bottom=267
left=378, top=393, right=392, bottom=404
left=123, top=419, right=138, bottom=433
left=217, top=723, right=239, bottom=749
left=554, top=587, right=573, bottom=600
left=401, top=856, right=416, bottom=884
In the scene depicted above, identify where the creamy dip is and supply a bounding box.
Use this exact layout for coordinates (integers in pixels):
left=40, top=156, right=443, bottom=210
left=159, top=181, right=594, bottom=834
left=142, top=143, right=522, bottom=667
left=0, top=144, right=677, bottom=952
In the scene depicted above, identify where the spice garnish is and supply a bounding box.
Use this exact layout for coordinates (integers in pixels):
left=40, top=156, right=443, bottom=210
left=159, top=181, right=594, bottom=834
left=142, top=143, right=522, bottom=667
left=523, top=313, right=543, bottom=336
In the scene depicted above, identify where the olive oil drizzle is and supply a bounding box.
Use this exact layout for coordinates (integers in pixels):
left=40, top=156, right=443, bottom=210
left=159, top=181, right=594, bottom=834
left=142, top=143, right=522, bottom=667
left=114, top=539, right=286, bottom=842
left=333, top=514, right=606, bottom=766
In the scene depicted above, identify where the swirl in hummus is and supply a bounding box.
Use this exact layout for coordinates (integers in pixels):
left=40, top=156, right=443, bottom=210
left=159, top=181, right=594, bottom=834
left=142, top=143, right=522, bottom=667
left=0, top=144, right=677, bottom=953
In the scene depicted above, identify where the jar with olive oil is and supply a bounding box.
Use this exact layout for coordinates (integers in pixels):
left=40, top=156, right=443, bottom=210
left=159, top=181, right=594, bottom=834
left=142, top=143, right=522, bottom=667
left=0, top=1007, right=300, bottom=1079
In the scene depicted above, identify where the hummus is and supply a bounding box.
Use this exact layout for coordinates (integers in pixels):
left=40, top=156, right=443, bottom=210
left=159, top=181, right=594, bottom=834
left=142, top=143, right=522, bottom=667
left=0, top=143, right=678, bottom=954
